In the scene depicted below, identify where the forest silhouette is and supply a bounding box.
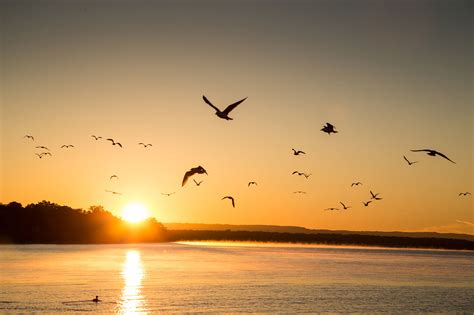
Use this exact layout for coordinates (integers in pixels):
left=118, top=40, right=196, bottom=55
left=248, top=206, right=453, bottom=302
left=0, top=201, right=473, bottom=250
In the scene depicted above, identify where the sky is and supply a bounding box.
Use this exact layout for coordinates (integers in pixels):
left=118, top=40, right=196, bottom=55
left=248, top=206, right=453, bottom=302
left=1, top=0, right=472, bottom=234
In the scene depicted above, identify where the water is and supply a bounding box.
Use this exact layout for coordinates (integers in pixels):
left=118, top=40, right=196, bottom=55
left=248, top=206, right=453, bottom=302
left=1, top=242, right=473, bottom=313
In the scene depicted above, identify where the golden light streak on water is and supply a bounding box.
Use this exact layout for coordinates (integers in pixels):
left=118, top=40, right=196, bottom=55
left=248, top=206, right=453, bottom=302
left=119, top=250, right=147, bottom=314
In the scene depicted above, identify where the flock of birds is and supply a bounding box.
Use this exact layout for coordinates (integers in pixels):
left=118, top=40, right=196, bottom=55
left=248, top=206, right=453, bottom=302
left=23, top=95, right=470, bottom=212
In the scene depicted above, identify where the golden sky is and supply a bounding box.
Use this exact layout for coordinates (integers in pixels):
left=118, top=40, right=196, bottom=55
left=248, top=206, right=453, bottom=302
left=1, top=0, right=472, bottom=233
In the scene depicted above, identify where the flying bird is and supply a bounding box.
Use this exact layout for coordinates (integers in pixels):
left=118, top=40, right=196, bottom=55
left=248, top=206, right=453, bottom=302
left=61, top=144, right=74, bottom=148
left=110, top=175, right=119, bottom=180
left=161, top=192, right=176, bottom=197
left=91, top=135, right=102, bottom=140
left=105, top=190, right=122, bottom=195
left=403, top=155, right=418, bottom=165
left=24, top=135, right=34, bottom=141
left=203, top=95, right=247, bottom=120
left=222, top=196, right=235, bottom=208
left=292, top=149, right=306, bottom=155
left=321, top=123, right=338, bottom=135
left=459, top=192, right=471, bottom=196
left=35, top=152, right=51, bottom=158
left=36, top=146, right=50, bottom=151
left=351, top=182, right=363, bottom=187
left=106, top=138, right=122, bottom=148
left=138, top=143, right=152, bottom=148
left=340, top=202, right=351, bottom=210
left=370, top=191, right=382, bottom=200
left=410, top=149, right=455, bottom=163
left=182, top=166, right=208, bottom=186
left=325, top=207, right=340, bottom=211
left=193, top=179, right=203, bottom=186
left=303, top=173, right=312, bottom=179
left=363, top=201, right=372, bottom=207
left=293, top=191, right=306, bottom=194
left=248, top=181, right=258, bottom=187
left=292, top=171, right=304, bottom=176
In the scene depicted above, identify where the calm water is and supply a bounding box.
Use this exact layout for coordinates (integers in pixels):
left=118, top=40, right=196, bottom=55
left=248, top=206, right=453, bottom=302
left=0, top=242, right=473, bottom=313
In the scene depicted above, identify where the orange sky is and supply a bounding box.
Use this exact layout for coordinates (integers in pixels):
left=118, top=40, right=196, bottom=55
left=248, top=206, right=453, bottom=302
left=1, top=0, right=472, bottom=234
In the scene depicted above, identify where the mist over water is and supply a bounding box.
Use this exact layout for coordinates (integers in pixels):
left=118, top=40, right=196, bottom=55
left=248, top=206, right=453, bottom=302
left=1, top=243, right=473, bottom=313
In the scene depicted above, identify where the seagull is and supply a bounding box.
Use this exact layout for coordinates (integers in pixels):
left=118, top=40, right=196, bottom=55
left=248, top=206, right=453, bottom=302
left=182, top=166, right=208, bottom=186
left=60, top=144, right=74, bottom=148
left=193, top=179, right=203, bottom=186
left=459, top=192, right=471, bottom=196
left=293, top=191, right=306, bottom=194
left=36, top=146, right=50, bottom=151
left=292, top=171, right=304, bottom=176
left=248, top=181, right=258, bottom=187
left=24, top=135, right=34, bottom=141
left=340, top=202, right=351, bottom=210
left=162, top=192, right=176, bottom=197
left=363, top=201, right=372, bottom=207
left=351, top=182, right=363, bottom=187
left=106, top=138, right=122, bottom=148
left=138, top=143, right=152, bottom=148
left=110, top=175, right=119, bottom=180
left=292, top=149, right=306, bottom=155
left=370, top=190, right=382, bottom=200
left=203, top=95, right=247, bottom=120
left=222, top=196, right=235, bottom=207
left=403, top=155, right=418, bottom=165
left=35, top=153, right=49, bottom=158
left=105, top=190, right=122, bottom=195
left=91, top=135, right=102, bottom=140
left=321, top=123, right=338, bottom=135
left=410, top=149, right=455, bottom=163
left=303, top=173, right=312, bottom=179
left=325, top=207, right=340, bottom=211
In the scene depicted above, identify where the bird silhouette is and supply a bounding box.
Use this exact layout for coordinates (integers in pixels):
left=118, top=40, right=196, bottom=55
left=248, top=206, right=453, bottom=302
left=363, top=201, right=372, bottom=207
left=292, top=149, right=306, bottom=155
left=91, top=135, right=102, bottom=140
left=138, top=143, right=152, bottom=148
left=351, top=182, right=363, bottom=187
left=340, top=202, right=351, bottom=210
left=459, top=192, right=471, bottom=196
left=293, top=191, right=306, bottom=194
left=35, top=152, right=51, bottom=158
left=105, top=190, right=122, bottom=195
left=222, top=196, right=235, bottom=207
left=182, top=166, right=208, bottom=186
left=36, top=146, right=50, bottom=151
left=370, top=191, right=382, bottom=200
left=193, top=179, right=203, bottom=186
left=60, top=144, right=74, bottom=149
left=403, top=155, right=418, bottom=165
left=24, top=135, right=34, bottom=141
left=106, top=138, right=122, bottom=148
left=248, top=181, right=258, bottom=187
left=161, top=192, right=176, bottom=197
left=203, top=95, right=247, bottom=120
left=325, top=207, right=340, bottom=211
left=292, top=171, right=304, bottom=176
left=410, top=149, right=455, bottom=163
left=321, top=123, right=338, bottom=135
left=303, top=173, right=312, bottom=179
left=110, top=175, right=119, bottom=180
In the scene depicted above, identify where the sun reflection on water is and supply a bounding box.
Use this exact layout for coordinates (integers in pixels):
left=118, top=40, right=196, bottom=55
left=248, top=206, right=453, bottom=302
left=120, top=250, right=147, bottom=314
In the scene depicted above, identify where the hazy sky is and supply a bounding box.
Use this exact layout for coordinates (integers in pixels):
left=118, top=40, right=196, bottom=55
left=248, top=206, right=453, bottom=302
left=1, top=0, right=472, bottom=233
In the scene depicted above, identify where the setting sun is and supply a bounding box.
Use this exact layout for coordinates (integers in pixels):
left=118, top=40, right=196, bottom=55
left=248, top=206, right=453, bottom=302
left=122, top=203, right=150, bottom=223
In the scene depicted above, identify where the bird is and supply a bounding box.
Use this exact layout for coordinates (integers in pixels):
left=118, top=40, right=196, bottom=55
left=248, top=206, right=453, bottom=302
left=105, top=190, right=122, bottom=195
left=293, top=191, right=306, bottom=194
left=459, top=192, right=471, bottom=196
left=24, top=135, right=34, bottom=141
left=340, top=202, right=351, bottom=210
left=92, top=296, right=101, bottom=303
left=363, top=201, right=372, bottom=207
left=106, top=138, right=122, bottom=148
left=303, top=173, right=312, bottom=179
left=292, top=149, right=306, bottom=155
left=35, top=153, right=49, bottom=159
left=321, top=123, right=338, bottom=135
left=248, top=181, right=257, bottom=187
left=138, top=143, right=152, bottom=148
left=222, top=196, right=235, bottom=207
left=193, top=179, right=203, bottom=186
left=292, top=171, right=304, bottom=176
left=203, top=95, right=247, bottom=120
left=60, top=144, right=74, bottom=149
left=325, top=207, right=340, bottom=211
left=162, top=192, right=176, bottom=197
left=91, top=135, right=102, bottom=140
left=35, top=146, right=50, bottom=151
left=351, top=182, right=363, bottom=187
left=370, top=191, right=382, bottom=200
left=182, top=166, right=208, bottom=186
left=110, top=175, right=119, bottom=180
left=403, top=155, right=418, bottom=165
left=410, top=149, right=455, bottom=163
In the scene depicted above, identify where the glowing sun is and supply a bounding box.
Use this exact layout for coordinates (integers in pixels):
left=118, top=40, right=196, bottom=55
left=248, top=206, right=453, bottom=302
left=122, top=202, right=150, bottom=223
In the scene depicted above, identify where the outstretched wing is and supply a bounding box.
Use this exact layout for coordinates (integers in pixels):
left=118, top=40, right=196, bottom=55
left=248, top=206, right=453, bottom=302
left=403, top=155, right=410, bottom=164
left=410, top=149, right=431, bottom=153
left=203, top=95, right=220, bottom=112
left=223, top=97, right=247, bottom=115
left=231, top=197, right=235, bottom=208
left=435, top=151, right=455, bottom=163
left=182, top=169, right=195, bottom=186
left=116, top=143, right=123, bottom=148
left=106, top=138, right=114, bottom=143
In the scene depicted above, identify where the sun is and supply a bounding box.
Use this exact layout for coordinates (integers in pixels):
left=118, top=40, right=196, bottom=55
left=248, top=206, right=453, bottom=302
left=122, top=202, right=150, bottom=223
